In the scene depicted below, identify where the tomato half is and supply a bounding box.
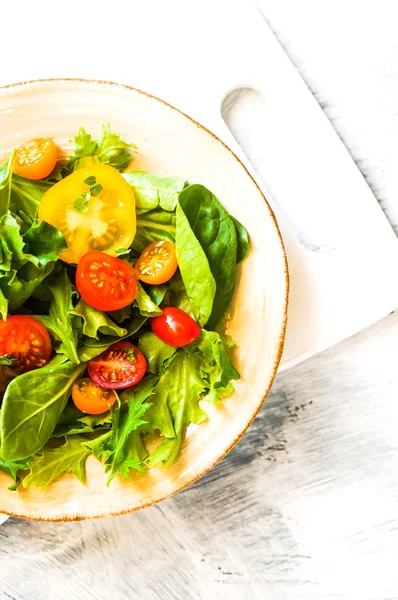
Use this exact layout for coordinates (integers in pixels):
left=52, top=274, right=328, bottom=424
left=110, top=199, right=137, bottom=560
left=72, top=378, right=117, bottom=414
left=0, top=315, right=52, bottom=373
left=135, top=240, right=178, bottom=285
left=150, top=306, right=201, bottom=347
left=39, top=163, right=136, bottom=264
left=76, top=251, right=137, bottom=311
left=88, top=341, right=146, bottom=389
left=13, top=137, right=57, bottom=181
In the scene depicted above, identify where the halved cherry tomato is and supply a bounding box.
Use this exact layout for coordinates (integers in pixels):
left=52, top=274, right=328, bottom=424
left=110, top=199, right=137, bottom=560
left=76, top=251, right=137, bottom=311
left=72, top=377, right=117, bottom=414
left=150, top=306, right=201, bottom=347
left=0, top=315, right=52, bottom=373
left=39, top=163, right=136, bottom=264
left=135, top=240, right=178, bottom=285
left=13, top=137, right=57, bottom=181
left=88, top=341, right=146, bottom=389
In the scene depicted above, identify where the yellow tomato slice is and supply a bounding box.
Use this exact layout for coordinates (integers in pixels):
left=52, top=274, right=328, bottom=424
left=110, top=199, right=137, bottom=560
left=38, top=163, right=136, bottom=264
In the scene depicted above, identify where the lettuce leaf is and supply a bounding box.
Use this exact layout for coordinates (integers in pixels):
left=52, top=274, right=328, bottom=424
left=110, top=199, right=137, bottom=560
left=134, top=282, right=163, bottom=317
left=146, top=351, right=207, bottom=466
left=10, top=175, right=52, bottom=221
left=123, top=171, right=187, bottom=213
left=133, top=208, right=176, bottom=254
left=70, top=298, right=127, bottom=339
left=138, top=331, right=177, bottom=375
left=23, top=436, right=90, bottom=490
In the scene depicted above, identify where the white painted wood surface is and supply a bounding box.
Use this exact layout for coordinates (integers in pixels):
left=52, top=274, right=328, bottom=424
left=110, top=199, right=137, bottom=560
left=1, top=1, right=398, bottom=598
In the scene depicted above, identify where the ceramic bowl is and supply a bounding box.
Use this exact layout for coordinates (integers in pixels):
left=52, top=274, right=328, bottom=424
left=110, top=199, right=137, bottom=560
left=0, top=79, right=288, bottom=520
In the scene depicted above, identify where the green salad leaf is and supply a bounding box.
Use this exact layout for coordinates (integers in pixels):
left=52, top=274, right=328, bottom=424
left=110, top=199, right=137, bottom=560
left=123, top=171, right=187, bottom=213
left=35, top=268, right=80, bottom=364
left=138, top=331, right=177, bottom=375
left=133, top=208, right=176, bottom=253
left=230, top=215, right=250, bottom=264
left=175, top=200, right=216, bottom=326
left=147, top=351, right=207, bottom=466
left=0, top=289, right=8, bottom=320
left=70, top=299, right=127, bottom=339
left=23, top=436, right=91, bottom=490
left=22, top=220, right=67, bottom=265
left=90, top=377, right=158, bottom=484
left=0, top=361, right=86, bottom=461
left=134, top=282, right=163, bottom=317
left=10, top=174, right=52, bottom=220
left=177, top=184, right=238, bottom=330
left=0, top=152, right=13, bottom=218
left=64, top=124, right=135, bottom=173
left=0, top=455, right=31, bottom=490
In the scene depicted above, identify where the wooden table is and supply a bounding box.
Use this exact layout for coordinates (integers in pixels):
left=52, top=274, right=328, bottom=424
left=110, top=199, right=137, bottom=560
left=1, top=2, right=398, bottom=598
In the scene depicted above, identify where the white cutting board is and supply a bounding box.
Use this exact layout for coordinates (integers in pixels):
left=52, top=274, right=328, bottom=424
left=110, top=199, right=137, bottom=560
left=1, top=0, right=398, bottom=370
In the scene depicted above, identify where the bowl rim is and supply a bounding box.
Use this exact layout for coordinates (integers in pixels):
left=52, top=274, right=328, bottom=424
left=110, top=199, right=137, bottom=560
left=0, top=78, right=289, bottom=521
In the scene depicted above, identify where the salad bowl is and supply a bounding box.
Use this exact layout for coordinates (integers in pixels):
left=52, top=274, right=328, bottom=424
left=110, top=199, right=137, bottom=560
left=0, top=79, right=288, bottom=520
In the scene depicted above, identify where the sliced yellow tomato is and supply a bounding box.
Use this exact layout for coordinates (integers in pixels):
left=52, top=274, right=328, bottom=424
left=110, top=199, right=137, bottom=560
left=38, top=163, right=136, bottom=264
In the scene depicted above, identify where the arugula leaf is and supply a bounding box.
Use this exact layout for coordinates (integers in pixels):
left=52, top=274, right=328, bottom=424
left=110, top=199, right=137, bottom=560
left=78, top=412, right=112, bottom=428
left=138, top=331, right=177, bottom=375
left=0, top=152, right=13, bottom=217
left=91, top=377, right=157, bottom=484
left=133, top=208, right=176, bottom=253
left=34, top=268, right=80, bottom=364
left=123, top=171, right=187, bottom=213
left=10, top=174, right=52, bottom=220
left=23, top=436, right=91, bottom=490
left=175, top=199, right=216, bottom=326
left=134, top=282, right=162, bottom=317
left=96, top=123, right=135, bottom=170
left=230, top=215, right=250, bottom=264
left=147, top=351, right=207, bottom=466
left=177, top=185, right=238, bottom=330
left=0, top=361, right=86, bottom=461
left=70, top=299, right=127, bottom=339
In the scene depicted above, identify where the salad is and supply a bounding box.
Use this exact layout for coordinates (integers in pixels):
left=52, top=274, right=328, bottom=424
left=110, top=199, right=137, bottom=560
left=0, top=125, right=249, bottom=490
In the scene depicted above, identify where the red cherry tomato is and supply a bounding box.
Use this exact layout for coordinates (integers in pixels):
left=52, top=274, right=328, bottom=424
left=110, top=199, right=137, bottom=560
left=150, top=306, right=201, bottom=347
left=76, top=251, right=137, bottom=311
left=88, top=341, right=146, bottom=389
left=0, top=315, right=51, bottom=373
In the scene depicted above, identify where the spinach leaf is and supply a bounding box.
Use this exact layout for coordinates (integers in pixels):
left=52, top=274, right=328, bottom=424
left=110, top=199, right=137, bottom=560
left=123, top=171, right=187, bottom=213
left=134, top=282, right=162, bottom=317
left=10, top=174, right=52, bottom=220
left=133, top=208, right=176, bottom=253
left=70, top=299, right=127, bottom=339
left=0, top=152, right=13, bottom=217
left=23, top=436, right=91, bottom=490
left=175, top=199, right=216, bottom=326
left=138, top=331, right=177, bottom=375
left=0, top=361, right=86, bottom=461
left=230, top=215, right=250, bottom=264
left=147, top=351, right=207, bottom=466
left=177, top=184, right=238, bottom=330
left=91, top=377, right=157, bottom=484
